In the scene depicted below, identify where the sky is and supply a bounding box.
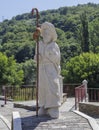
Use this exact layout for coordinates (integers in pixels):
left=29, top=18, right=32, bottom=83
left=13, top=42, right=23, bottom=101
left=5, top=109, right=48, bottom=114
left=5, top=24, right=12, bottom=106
left=0, top=0, right=99, bottom=22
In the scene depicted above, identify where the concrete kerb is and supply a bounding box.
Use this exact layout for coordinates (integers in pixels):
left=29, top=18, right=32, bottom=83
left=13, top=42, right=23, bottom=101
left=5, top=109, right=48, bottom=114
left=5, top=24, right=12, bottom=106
left=12, top=111, right=22, bottom=130
left=14, top=100, right=36, bottom=111
left=0, top=114, right=11, bottom=130
left=73, top=110, right=99, bottom=130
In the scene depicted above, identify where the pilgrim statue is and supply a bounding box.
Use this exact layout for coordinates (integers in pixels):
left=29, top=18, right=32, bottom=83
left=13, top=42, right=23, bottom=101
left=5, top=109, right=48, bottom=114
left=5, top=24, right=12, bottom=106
left=34, top=22, right=62, bottom=118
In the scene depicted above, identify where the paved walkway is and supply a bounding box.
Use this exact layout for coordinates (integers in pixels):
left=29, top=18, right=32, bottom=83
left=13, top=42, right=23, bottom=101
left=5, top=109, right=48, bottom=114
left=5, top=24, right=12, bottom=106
left=21, top=111, right=92, bottom=130
left=0, top=101, right=11, bottom=130
left=19, top=98, right=92, bottom=130
left=0, top=98, right=99, bottom=130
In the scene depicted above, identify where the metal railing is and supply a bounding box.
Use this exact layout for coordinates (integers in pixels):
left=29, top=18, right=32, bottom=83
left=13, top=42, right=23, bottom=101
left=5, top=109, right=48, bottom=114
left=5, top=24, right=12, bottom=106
left=75, top=85, right=99, bottom=109
left=88, top=88, right=99, bottom=102
left=63, top=83, right=80, bottom=97
left=2, top=85, right=36, bottom=104
left=75, top=84, right=87, bottom=109
left=0, top=83, right=80, bottom=105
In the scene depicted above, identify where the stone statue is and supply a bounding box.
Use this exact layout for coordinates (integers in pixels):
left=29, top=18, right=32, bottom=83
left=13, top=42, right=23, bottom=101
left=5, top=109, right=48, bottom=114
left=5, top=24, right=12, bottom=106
left=34, top=22, right=61, bottom=118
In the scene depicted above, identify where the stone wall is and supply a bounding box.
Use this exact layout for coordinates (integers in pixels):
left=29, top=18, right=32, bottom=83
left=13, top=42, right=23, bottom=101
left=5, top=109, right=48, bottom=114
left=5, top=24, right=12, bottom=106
left=79, top=102, right=99, bottom=117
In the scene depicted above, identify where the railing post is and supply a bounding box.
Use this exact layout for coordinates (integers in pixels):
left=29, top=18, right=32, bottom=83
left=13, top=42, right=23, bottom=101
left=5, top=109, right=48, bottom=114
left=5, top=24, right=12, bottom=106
left=82, top=79, right=88, bottom=101
left=3, top=86, right=7, bottom=105
left=59, top=75, right=64, bottom=103
left=75, top=88, right=77, bottom=110
left=81, top=87, right=83, bottom=102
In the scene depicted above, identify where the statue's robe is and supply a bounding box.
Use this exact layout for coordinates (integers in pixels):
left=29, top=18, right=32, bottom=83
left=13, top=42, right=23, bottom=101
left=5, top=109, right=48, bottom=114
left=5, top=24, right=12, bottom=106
left=35, top=41, right=61, bottom=108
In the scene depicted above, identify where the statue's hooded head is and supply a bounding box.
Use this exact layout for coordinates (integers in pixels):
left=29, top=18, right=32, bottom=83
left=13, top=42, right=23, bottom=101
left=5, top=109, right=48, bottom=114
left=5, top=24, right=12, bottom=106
left=41, top=22, right=57, bottom=44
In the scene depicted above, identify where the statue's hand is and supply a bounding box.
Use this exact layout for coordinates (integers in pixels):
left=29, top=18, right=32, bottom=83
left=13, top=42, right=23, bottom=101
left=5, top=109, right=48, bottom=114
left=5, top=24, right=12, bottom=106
left=33, top=27, right=41, bottom=41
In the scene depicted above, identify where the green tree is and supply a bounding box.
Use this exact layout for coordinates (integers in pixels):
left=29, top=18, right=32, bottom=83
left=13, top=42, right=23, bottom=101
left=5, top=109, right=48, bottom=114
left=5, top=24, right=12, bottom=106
left=62, top=53, right=99, bottom=83
left=15, top=42, right=35, bottom=63
left=0, top=52, right=24, bottom=85
left=89, top=18, right=99, bottom=53
left=21, top=59, right=36, bottom=85
left=80, top=11, right=89, bottom=52
left=0, top=3, right=99, bottom=85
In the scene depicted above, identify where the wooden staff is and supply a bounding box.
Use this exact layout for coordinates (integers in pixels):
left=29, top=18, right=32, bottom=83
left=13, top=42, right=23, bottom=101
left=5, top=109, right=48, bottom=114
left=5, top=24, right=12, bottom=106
left=32, top=8, right=40, bottom=116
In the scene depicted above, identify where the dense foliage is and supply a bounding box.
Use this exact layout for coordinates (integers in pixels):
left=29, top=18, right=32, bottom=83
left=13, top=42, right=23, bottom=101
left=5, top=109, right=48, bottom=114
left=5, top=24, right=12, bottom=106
left=62, top=53, right=99, bottom=83
left=0, top=3, right=99, bottom=85
left=0, top=52, right=24, bottom=85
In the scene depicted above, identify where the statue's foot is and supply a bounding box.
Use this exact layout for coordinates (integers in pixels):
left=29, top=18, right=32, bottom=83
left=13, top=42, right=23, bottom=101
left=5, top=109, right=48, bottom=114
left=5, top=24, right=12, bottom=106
left=38, top=107, right=47, bottom=116
left=47, top=107, right=59, bottom=118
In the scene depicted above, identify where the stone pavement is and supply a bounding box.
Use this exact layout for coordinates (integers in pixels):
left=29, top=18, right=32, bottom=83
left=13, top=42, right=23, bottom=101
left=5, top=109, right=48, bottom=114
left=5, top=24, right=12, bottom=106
left=20, top=98, right=92, bottom=130
left=0, top=98, right=99, bottom=130
left=21, top=111, right=92, bottom=130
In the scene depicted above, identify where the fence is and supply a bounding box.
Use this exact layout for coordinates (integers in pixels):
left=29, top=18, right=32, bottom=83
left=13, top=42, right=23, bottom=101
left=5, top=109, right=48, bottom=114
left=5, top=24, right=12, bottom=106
left=63, top=83, right=80, bottom=97
left=1, top=85, right=36, bottom=104
left=1, top=82, right=99, bottom=106
left=0, top=83, right=79, bottom=104
left=0, top=83, right=80, bottom=101
left=88, top=88, right=99, bottom=102
left=75, top=80, right=99, bottom=109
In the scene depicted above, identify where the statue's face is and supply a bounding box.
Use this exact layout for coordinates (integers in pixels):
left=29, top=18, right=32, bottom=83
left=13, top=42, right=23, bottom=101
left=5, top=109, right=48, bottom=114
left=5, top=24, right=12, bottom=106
left=41, top=28, right=52, bottom=44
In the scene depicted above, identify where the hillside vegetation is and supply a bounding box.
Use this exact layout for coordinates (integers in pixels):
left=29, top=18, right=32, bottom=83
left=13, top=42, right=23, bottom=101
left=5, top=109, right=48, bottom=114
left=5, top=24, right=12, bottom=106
left=0, top=3, right=99, bottom=86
